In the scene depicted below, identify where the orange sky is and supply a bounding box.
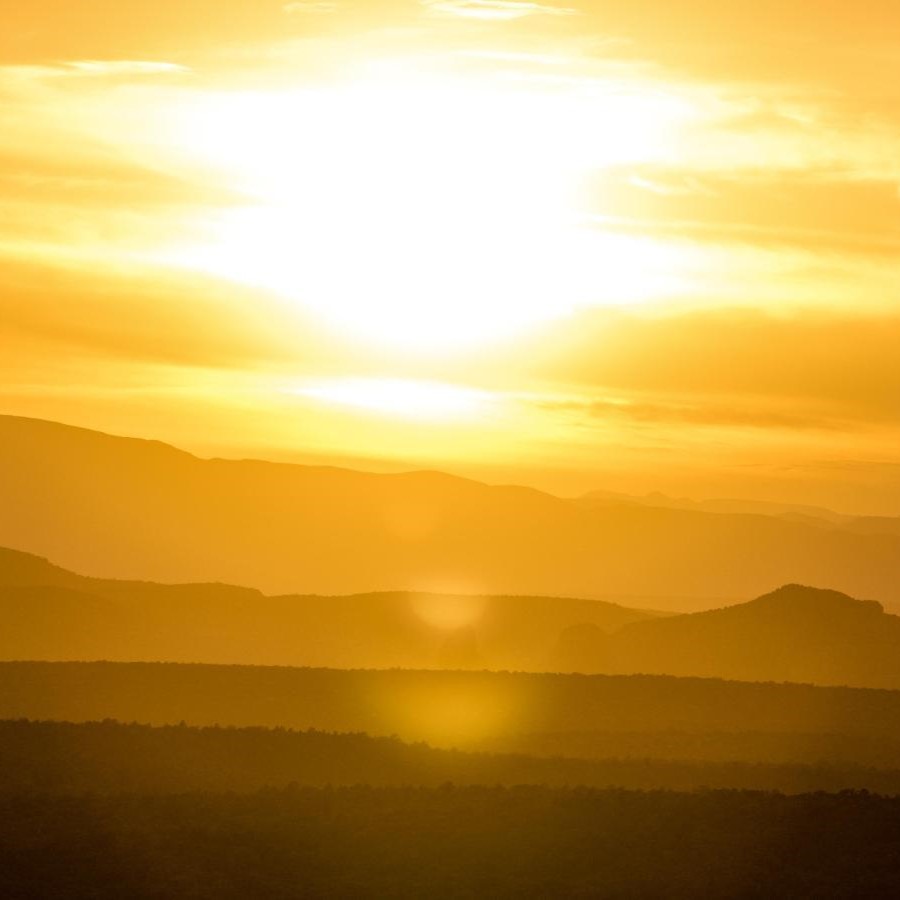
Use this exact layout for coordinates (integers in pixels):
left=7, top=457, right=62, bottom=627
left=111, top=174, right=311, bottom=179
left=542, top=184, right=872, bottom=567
left=2, top=0, right=900, bottom=512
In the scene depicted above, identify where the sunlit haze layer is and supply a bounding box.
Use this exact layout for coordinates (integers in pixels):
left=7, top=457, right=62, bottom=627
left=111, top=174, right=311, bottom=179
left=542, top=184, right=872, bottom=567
left=2, top=0, right=900, bottom=512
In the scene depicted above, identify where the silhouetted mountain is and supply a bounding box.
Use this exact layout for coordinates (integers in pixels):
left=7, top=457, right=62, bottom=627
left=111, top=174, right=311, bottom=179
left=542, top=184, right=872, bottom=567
left=839, top=516, right=900, bottom=538
left=0, top=546, right=654, bottom=670
left=7, top=543, right=900, bottom=689
left=3, top=415, right=900, bottom=610
left=580, top=489, right=900, bottom=543
left=554, top=584, right=900, bottom=689
left=578, top=489, right=850, bottom=523
left=550, top=622, right=611, bottom=673
left=437, top=625, right=484, bottom=670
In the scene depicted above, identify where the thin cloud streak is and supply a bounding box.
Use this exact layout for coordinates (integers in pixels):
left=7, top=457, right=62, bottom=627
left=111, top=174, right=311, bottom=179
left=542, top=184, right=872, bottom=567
left=537, top=397, right=853, bottom=433
left=422, top=0, right=578, bottom=20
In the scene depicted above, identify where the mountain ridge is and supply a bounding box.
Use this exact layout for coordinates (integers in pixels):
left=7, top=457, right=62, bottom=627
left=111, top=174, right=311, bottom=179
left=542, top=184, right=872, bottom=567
left=0, top=545, right=657, bottom=670
left=2, top=414, right=900, bottom=611
left=7, top=546, right=900, bottom=688
left=554, top=583, right=900, bottom=689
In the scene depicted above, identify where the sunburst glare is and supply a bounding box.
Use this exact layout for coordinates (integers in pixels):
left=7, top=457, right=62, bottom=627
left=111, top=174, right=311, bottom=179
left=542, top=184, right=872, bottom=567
left=162, top=68, right=695, bottom=349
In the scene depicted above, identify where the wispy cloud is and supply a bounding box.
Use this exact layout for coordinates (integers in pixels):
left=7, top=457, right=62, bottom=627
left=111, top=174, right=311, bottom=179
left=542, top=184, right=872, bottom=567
left=525, top=307, right=900, bottom=429
left=423, top=0, right=577, bottom=20
left=594, top=166, right=900, bottom=258
left=0, top=254, right=314, bottom=370
left=64, top=60, right=190, bottom=77
left=538, top=396, right=848, bottom=433
left=0, top=61, right=190, bottom=83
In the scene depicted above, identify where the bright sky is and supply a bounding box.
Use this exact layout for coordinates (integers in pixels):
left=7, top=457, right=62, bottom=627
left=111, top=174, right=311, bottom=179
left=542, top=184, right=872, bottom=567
left=2, top=0, right=900, bottom=512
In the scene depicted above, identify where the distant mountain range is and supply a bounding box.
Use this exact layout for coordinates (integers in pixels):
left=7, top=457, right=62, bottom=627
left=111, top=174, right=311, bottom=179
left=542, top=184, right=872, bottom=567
left=2, top=415, right=900, bottom=610
left=7, top=546, right=900, bottom=689
left=577, top=489, right=900, bottom=539
left=575, top=489, right=852, bottom=524
left=0, top=546, right=655, bottom=671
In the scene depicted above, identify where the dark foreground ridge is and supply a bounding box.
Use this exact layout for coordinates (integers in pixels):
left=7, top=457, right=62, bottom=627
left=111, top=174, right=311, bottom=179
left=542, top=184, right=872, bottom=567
left=7, top=718, right=900, bottom=795
left=2, top=786, right=899, bottom=898
left=8, top=660, right=900, bottom=767
left=6, top=658, right=900, bottom=735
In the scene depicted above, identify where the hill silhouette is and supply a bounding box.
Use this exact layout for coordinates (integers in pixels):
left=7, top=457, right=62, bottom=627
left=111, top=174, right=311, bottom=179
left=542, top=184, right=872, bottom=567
left=0, top=546, right=654, bottom=670
left=553, top=584, right=900, bottom=689
left=577, top=488, right=851, bottom=523
left=7, top=546, right=900, bottom=689
left=6, top=718, right=900, bottom=796
left=3, top=415, right=900, bottom=609
left=7, top=660, right=900, bottom=752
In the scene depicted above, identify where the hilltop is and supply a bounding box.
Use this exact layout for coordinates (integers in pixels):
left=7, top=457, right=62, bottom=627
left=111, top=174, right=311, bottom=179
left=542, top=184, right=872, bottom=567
left=554, top=584, right=900, bottom=689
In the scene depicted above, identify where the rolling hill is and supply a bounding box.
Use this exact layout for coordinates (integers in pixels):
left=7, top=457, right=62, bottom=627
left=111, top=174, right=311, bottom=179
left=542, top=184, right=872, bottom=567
left=2, top=415, right=900, bottom=609
left=6, top=660, right=900, bottom=749
left=6, top=718, right=900, bottom=796
left=554, top=584, right=900, bottom=689
left=7, top=546, right=900, bottom=689
left=0, top=546, right=655, bottom=670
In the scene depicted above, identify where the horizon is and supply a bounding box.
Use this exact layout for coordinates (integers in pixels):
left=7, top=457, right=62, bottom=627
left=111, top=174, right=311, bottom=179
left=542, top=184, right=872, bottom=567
left=3, top=0, right=900, bottom=514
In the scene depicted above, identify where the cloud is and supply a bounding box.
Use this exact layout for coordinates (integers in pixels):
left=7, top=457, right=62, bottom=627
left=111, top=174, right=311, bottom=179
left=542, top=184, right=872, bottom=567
left=524, top=308, right=900, bottom=428
left=422, top=0, right=577, bottom=20
left=63, top=60, right=190, bottom=77
left=592, top=167, right=900, bottom=259
left=0, top=62, right=190, bottom=85
left=0, top=1, right=323, bottom=66
left=0, top=255, right=322, bottom=370
left=560, top=0, right=900, bottom=99
left=0, top=150, right=236, bottom=211
left=538, top=397, right=848, bottom=433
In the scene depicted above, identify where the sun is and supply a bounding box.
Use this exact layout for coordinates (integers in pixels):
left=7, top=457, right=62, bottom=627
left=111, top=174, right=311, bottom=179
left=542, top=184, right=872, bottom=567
left=164, top=66, right=690, bottom=351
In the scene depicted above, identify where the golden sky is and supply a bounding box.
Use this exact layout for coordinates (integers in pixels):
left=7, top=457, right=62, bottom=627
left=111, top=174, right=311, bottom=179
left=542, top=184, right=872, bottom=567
left=2, top=0, right=900, bottom=512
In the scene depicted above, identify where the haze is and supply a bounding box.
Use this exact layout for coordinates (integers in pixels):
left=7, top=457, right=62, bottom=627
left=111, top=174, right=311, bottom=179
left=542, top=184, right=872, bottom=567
left=3, top=0, right=900, bottom=510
